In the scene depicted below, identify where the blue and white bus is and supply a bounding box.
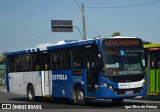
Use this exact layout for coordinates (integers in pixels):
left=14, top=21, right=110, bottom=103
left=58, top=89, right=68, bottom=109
left=6, top=37, right=146, bottom=104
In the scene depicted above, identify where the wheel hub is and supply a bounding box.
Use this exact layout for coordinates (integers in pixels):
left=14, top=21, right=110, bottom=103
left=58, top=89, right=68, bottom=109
left=77, top=91, right=84, bottom=101
left=29, top=90, right=33, bottom=100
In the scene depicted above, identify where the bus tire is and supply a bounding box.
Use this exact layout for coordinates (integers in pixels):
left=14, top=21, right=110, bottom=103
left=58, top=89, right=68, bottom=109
left=75, top=88, right=87, bottom=105
left=27, top=85, right=35, bottom=102
left=112, top=99, right=123, bottom=104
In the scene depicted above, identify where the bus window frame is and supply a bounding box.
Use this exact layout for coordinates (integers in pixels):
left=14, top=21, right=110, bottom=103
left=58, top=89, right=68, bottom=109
left=23, top=54, right=31, bottom=71
left=15, top=54, right=23, bottom=72
left=61, top=49, right=71, bottom=70
left=51, top=49, right=61, bottom=70
left=8, top=56, right=16, bottom=73
left=31, top=53, right=41, bottom=71
left=40, top=51, right=51, bottom=71
left=71, top=47, right=83, bottom=69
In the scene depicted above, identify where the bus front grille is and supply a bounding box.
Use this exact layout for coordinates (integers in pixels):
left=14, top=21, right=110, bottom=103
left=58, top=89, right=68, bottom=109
left=115, top=88, right=142, bottom=95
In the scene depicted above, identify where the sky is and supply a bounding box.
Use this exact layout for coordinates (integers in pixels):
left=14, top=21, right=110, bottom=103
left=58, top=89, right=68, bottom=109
left=0, top=0, right=160, bottom=53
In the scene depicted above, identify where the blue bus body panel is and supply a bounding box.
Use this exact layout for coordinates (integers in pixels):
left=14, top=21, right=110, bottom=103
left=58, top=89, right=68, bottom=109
left=52, top=69, right=85, bottom=98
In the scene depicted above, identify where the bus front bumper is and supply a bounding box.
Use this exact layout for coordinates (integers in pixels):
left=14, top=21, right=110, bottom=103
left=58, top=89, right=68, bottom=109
left=96, top=86, right=147, bottom=99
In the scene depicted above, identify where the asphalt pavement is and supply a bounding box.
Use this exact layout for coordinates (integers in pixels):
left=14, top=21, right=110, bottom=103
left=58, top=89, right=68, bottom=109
left=0, top=86, right=160, bottom=112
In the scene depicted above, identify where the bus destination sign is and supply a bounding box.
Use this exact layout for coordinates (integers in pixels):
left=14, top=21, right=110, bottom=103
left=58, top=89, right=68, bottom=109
left=105, top=39, right=140, bottom=46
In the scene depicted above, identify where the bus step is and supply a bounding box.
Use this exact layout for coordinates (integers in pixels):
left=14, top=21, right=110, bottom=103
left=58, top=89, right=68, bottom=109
left=85, top=96, right=96, bottom=99
left=43, top=95, right=52, bottom=100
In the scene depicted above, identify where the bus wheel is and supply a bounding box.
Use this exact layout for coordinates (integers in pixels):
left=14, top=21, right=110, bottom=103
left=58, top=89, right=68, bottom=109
left=27, top=85, right=35, bottom=102
left=75, top=88, right=86, bottom=105
left=112, top=99, right=123, bottom=104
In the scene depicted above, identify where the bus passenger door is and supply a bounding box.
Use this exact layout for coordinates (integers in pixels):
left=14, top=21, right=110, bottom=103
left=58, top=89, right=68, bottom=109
left=149, top=51, right=160, bottom=95
left=41, top=52, right=51, bottom=96
left=84, top=45, right=98, bottom=97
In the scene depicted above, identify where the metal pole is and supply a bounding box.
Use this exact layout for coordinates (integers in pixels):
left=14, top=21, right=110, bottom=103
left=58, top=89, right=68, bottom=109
left=82, top=3, right=86, bottom=40
left=73, top=26, right=83, bottom=39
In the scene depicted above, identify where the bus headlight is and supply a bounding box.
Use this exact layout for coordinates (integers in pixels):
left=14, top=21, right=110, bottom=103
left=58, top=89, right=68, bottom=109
left=142, top=80, right=146, bottom=87
left=102, top=82, right=114, bottom=91
left=102, top=82, right=108, bottom=88
left=108, top=85, right=114, bottom=91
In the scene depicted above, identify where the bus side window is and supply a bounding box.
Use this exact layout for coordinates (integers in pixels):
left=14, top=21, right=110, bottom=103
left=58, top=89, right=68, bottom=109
left=15, top=55, right=23, bottom=72
left=41, top=52, right=50, bottom=70
left=51, top=51, right=61, bottom=70
left=61, top=49, right=70, bottom=69
left=23, top=54, right=31, bottom=71
left=71, top=48, right=82, bottom=68
left=8, top=56, right=15, bottom=72
left=31, top=54, right=40, bottom=71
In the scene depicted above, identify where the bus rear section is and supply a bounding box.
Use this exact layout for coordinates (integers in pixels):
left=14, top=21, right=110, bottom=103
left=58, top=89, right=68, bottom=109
left=144, top=44, right=160, bottom=96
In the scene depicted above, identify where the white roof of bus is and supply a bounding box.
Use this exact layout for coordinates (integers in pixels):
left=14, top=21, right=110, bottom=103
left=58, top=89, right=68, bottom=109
left=36, top=40, right=66, bottom=48
left=107, top=36, right=137, bottom=38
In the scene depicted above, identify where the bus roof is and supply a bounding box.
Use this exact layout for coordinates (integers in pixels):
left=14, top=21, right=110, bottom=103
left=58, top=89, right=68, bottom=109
left=7, top=37, right=141, bottom=56
left=144, top=43, right=160, bottom=48
left=36, top=40, right=78, bottom=48
left=7, top=39, right=101, bottom=56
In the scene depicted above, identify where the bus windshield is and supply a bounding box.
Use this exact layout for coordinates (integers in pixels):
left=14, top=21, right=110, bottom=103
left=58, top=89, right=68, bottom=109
left=102, top=48, right=145, bottom=75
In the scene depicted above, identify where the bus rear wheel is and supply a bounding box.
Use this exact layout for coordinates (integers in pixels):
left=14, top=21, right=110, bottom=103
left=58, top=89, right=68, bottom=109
left=27, top=85, right=35, bottom=102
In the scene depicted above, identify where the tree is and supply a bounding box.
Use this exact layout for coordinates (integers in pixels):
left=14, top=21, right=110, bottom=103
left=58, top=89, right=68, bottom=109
left=142, top=41, right=152, bottom=45
left=111, top=32, right=121, bottom=37
left=0, top=52, right=6, bottom=64
left=0, top=52, right=6, bottom=86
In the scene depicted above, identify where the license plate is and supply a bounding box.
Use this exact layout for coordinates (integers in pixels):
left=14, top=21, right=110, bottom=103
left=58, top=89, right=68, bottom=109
left=126, top=90, right=133, bottom=94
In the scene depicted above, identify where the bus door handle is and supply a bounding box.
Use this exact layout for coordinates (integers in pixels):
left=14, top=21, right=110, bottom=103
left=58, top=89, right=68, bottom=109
left=19, top=85, right=21, bottom=86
